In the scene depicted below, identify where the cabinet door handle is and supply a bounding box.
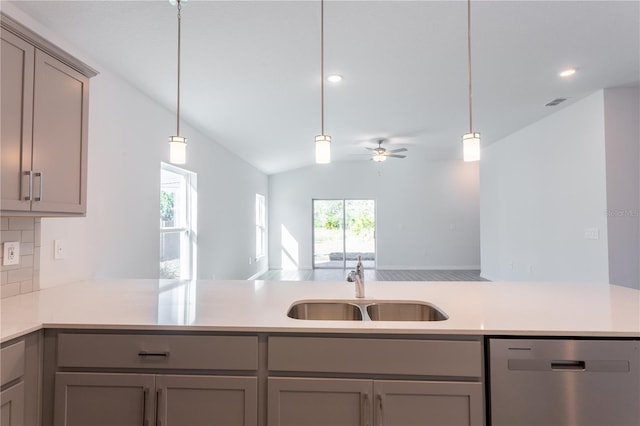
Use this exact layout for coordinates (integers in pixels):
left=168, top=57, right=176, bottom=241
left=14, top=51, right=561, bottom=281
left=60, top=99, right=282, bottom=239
left=363, top=393, right=370, bottom=426
left=142, top=387, right=149, bottom=426
left=34, top=172, right=43, bottom=201
left=156, top=388, right=163, bottom=426
left=23, top=171, right=33, bottom=201
left=376, top=394, right=383, bottom=426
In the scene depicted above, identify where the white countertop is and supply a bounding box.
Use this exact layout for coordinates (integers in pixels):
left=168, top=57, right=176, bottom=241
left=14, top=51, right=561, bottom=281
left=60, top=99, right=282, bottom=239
left=2, top=279, right=639, bottom=342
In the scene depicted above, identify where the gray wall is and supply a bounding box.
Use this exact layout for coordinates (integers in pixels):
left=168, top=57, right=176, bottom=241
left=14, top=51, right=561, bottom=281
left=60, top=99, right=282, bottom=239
left=2, top=3, right=270, bottom=286
left=268, top=158, right=480, bottom=270
left=480, top=88, right=640, bottom=287
left=604, top=87, right=640, bottom=289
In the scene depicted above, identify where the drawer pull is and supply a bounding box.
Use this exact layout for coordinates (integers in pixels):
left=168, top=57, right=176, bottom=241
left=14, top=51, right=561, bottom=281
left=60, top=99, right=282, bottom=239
left=138, top=351, right=169, bottom=358
left=551, top=360, right=585, bottom=370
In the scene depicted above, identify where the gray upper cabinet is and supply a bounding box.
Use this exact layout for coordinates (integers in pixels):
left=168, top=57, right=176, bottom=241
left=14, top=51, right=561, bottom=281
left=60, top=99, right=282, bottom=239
left=0, top=29, right=34, bottom=212
left=0, top=15, right=96, bottom=216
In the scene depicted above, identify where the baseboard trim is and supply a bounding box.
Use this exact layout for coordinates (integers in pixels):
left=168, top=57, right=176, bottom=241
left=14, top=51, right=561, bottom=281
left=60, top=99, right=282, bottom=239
left=376, top=265, right=481, bottom=271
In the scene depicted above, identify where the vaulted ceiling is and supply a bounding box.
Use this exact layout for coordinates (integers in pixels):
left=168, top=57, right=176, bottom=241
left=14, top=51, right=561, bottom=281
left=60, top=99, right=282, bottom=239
left=9, top=0, right=640, bottom=174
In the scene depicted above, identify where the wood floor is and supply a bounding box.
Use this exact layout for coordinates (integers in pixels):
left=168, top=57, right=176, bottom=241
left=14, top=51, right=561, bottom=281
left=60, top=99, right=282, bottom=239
left=255, top=269, right=488, bottom=282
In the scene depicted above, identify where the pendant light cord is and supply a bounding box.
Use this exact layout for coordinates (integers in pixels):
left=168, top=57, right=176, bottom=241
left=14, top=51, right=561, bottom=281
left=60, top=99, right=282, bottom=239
left=176, top=0, right=182, bottom=136
left=320, top=0, right=325, bottom=135
left=467, top=0, right=473, bottom=133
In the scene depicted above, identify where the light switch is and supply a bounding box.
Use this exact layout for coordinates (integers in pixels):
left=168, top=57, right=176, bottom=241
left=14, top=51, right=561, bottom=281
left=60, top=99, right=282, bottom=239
left=54, top=239, right=66, bottom=260
left=3, top=241, right=20, bottom=266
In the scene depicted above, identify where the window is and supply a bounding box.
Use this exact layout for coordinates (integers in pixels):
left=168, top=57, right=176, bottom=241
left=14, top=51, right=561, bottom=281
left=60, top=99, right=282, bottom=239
left=160, top=163, right=197, bottom=279
left=256, top=193, right=266, bottom=259
left=313, top=199, right=376, bottom=269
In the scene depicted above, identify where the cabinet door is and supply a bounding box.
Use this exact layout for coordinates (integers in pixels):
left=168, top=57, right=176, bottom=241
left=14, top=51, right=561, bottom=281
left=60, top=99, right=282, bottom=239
left=157, top=375, right=257, bottom=426
left=32, top=49, right=89, bottom=214
left=268, top=377, right=372, bottom=426
left=0, top=382, right=25, bottom=426
left=0, top=29, right=34, bottom=212
left=373, top=380, right=484, bottom=426
left=54, top=372, right=155, bottom=426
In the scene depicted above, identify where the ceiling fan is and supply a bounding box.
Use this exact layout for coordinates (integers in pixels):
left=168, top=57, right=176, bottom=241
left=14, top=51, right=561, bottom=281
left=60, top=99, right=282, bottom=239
left=366, top=140, right=408, bottom=162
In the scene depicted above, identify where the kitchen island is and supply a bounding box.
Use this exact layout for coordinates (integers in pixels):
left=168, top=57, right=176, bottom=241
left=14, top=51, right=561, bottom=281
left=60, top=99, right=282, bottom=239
left=2, top=279, right=639, bottom=341
left=1, top=279, right=639, bottom=426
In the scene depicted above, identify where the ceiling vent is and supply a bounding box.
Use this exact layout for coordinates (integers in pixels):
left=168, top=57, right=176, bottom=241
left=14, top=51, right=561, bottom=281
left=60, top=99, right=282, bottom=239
left=545, top=98, right=567, bottom=107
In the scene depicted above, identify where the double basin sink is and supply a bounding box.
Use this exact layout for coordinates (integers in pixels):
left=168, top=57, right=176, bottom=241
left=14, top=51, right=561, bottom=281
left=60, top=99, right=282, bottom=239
left=287, top=300, right=448, bottom=322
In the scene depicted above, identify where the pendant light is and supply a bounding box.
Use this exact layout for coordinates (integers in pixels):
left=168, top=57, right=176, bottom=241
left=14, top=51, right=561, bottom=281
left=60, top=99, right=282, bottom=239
left=168, top=0, right=187, bottom=164
left=462, top=0, right=480, bottom=162
left=315, top=0, right=331, bottom=164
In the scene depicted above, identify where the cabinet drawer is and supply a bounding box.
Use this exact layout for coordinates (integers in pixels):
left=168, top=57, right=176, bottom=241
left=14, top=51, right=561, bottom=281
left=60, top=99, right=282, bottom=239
left=58, top=333, right=258, bottom=370
left=1, top=340, right=25, bottom=386
left=268, top=336, right=482, bottom=377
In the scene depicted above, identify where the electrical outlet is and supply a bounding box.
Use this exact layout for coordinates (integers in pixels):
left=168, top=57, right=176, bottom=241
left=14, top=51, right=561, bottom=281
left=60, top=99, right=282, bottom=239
left=584, top=228, right=600, bottom=240
left=3, top=241, right=20, bottom=266
left=54, top=239, right=66, bottom=260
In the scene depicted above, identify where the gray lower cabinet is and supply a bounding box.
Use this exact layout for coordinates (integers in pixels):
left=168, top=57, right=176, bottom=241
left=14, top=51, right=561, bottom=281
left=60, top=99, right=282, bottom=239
left=1, top=382, right=25, bottom=426
left=54, top=373, right=153, bottom=426
left=268, top=377, right=483, bottom=426
left=158, top=375, right=257, bottom=426
left=54, top=373, right=257, bottom=426
left=1, top=332, right=42, bottom=426
left=374, top=380, right=483, bottom=426
left=48, top=332, right=260, bottom=426
left=268, top=377, right=370, bottom=425
left=267, top=336, right=485, bottom=426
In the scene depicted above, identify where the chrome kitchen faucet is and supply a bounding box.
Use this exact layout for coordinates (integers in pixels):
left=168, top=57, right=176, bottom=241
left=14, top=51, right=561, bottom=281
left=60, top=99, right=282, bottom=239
left=346, top=255, right=365, bottom=298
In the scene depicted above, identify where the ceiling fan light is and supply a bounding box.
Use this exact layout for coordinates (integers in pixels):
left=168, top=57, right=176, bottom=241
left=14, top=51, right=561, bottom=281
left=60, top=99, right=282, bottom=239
left=315, top=134, right=331, bottom=164
left=462, top=132, right=480, bottom=162
left=373, top=153, right=387, bottom=162
left=169, top=135, right=187, bottom=164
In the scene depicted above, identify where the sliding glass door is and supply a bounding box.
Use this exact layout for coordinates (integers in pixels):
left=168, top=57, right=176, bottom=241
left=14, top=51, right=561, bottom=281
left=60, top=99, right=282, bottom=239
left=313, top=199, right=375, bottom=269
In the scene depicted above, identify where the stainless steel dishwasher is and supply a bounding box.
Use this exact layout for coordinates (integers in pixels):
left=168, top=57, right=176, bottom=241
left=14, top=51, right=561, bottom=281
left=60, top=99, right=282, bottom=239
left=489, top=338, right=639, bottom=426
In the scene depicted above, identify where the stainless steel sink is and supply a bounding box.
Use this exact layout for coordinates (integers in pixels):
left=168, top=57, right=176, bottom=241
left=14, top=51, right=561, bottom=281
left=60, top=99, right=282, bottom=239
left=366, top=302, right=448, bottom=321
left=287, top=300, right=448, bottom=321
left=287, top=301, right=363, bottom=320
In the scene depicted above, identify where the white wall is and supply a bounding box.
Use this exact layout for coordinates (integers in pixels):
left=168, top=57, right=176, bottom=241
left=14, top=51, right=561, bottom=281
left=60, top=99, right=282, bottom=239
left=604, top=87, right=640, bottom=289
left=480, top=91, right=610, bottom=283
left=3, top=4, right=269, bottom=287
left=269, top=158, right=480, bottom=270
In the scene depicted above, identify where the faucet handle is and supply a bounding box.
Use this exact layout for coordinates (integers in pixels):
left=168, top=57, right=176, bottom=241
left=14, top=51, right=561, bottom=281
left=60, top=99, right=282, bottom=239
left=346, top=270, right=356, bottom=282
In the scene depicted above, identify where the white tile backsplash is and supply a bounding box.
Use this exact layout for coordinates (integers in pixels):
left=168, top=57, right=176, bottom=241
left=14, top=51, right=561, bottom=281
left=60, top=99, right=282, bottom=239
left=1, top=216, right=41, bottom=298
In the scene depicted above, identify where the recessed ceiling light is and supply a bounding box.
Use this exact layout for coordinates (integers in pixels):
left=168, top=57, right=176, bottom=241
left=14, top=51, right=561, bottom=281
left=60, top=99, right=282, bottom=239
left=327, top=74, right=343, bottom=83
left=559, top=68, right=577, bottom=77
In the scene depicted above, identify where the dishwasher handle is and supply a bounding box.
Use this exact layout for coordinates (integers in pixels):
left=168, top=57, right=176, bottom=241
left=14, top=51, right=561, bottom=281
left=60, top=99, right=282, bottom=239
left=551, top=360, right=585, bottom=371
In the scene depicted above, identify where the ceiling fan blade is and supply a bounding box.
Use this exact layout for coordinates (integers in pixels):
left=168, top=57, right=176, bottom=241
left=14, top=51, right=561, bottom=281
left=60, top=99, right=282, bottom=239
left=389, top=148, right=408, bottom=153
left=365, top=147, right=376, bottom=151
left=388, top=154, right=407, bottom=159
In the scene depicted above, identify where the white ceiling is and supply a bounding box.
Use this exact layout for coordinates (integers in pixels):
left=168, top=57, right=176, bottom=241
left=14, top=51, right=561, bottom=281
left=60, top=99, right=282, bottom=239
left=9, top=0, right=640, bottom=175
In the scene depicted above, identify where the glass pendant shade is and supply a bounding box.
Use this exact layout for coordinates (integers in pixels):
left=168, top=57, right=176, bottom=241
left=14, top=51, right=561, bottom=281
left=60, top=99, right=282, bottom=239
left=315, top=135, right=331, bottom=164
left=169, top=135, right=187, bottom=164
left=372, top=153, right=387, bottom=162
left=462, top=132, right=480, bottom=162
